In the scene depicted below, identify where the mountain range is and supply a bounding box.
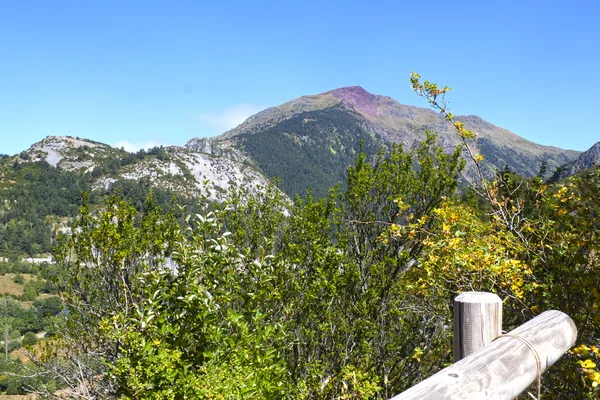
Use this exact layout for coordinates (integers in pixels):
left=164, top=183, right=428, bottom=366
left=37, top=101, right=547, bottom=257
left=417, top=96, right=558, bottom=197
left=2, top=85, right=599, bottom=216
left=4, top=86, right=599, bottom=200
left=2, top=85, right=599, bottom=257
left=186, top=86, right=583, bottom=197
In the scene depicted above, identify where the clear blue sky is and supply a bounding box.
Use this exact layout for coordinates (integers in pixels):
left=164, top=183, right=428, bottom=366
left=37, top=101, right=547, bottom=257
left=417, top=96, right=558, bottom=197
left=1, top=0, right=599, bottom=156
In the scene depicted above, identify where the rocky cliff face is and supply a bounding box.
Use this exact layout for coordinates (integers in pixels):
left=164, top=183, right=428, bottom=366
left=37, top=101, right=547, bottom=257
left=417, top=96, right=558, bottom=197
left=115, top=147, right=270, bottom=202
left=568, top=142, right=600, bottom=176
left=184, top=137, right=250, bottom=164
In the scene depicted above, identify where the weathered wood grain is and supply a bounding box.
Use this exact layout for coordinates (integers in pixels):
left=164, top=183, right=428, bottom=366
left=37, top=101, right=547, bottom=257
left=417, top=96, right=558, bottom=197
left=392, top=310, right=577, bottom=400
left=453, top=291, right=503, bottom=362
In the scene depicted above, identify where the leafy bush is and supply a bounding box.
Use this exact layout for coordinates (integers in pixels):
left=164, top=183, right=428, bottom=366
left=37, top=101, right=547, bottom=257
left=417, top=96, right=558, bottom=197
left=33, top=297, right=63, bottom=318
left=7, top=339, right=22, bottom=352
left=22, top=331, right=37, bottom=347
left=5, top=381, right=24, bottom=395
left=22, top=279, right=43, bottom=301
left=12, top=274, right=24, bottom=284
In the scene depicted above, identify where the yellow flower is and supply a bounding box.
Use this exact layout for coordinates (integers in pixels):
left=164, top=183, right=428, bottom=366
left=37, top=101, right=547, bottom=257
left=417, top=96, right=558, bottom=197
left=573, top=345, right=589, bottom=356
left=412, top=347, right=423, bottom=362
left=582, top=359, right=596, bottom=369
left=556, top=186, right=568, bottom=199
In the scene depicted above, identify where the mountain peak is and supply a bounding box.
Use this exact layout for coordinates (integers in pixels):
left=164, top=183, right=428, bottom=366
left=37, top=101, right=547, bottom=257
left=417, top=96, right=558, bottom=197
left=325, top=86, right=376, bottom=101
left=326, top=85, right=371, bottom=95
left=34, top=135, right=109, bottom=150
left=323, top=86, right=381, bottom=118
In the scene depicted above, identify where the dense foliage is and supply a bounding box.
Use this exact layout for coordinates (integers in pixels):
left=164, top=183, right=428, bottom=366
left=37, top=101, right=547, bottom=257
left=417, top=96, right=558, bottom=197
left=16, top=140, right=600, bottom=399
left=17, top=134, right=466, bottom=398
left=0, top=155, right=209, bottom=258
left=16, top=153, right=600, bottom=398
left=0, top=161, right=87, bottom=255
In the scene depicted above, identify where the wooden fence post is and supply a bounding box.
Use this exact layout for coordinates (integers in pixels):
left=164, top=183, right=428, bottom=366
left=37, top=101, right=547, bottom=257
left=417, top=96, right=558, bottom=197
left=453, top=291, right=502, bottom=362
left=392, top=310, right=577, bottom=400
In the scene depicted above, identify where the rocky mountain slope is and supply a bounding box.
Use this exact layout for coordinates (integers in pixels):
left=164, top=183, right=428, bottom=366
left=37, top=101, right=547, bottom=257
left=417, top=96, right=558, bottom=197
left=0, top=136, right=278, bottom=257
left=26, top=136, right=122, bottom=172
left=21, top=136, right=272, bottom=202
left=187, top=86, right=580, bottom=198
left=568, top=142, right=600, bottom=175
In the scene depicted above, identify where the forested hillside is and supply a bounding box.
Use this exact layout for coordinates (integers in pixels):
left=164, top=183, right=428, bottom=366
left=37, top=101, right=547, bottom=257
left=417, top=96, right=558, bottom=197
left=0, top=161, right=192, bottom=259
left=238, top=105, right=383, bottom=198
left=0, top=160, right=86, bottom=255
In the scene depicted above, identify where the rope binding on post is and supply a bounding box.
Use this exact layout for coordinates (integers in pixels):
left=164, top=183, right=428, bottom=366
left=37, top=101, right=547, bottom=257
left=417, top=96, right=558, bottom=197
left=493, top=333, right=542, bottom=400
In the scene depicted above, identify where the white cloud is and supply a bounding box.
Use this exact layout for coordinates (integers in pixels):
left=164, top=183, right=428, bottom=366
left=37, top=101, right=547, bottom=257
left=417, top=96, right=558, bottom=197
left=199, top=104, right=265, bottom=132
left=113, top=140, right=170, bottom=153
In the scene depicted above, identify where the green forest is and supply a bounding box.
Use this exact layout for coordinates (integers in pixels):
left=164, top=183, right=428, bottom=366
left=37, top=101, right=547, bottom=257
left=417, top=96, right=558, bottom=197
left=2, top=78, right=600, bottom=399
left=0, top=148, right=209, bottom=258
left=236, top=105, right=383, bottom=198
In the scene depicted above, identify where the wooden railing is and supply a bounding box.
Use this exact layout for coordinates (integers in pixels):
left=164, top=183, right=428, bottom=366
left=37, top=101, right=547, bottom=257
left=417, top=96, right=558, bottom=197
left=392, top=292, right=577, bottom=400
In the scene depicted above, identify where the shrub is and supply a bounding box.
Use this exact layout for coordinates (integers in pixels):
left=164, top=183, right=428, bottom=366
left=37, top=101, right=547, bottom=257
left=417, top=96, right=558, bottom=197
left=12, top=274, right=24, bottom=285
left=22, top=331, right=37, bottom=347
left=7, top=339, right=22, bottom=352
left=5, top=381, right=24, bottom=395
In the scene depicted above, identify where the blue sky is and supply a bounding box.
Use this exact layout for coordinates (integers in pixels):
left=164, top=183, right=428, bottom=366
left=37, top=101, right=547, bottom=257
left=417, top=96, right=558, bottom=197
left=1, top=0, right=599, bottom=156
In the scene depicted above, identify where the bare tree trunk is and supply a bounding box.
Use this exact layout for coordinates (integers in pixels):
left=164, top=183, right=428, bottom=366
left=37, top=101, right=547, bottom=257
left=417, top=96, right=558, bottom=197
left=4, top=326, right=8, bottom=361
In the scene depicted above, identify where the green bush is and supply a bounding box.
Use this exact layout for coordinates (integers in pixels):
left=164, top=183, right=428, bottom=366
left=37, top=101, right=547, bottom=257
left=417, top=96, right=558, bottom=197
left=12, top=274, right=24, bottom=285
left=22, top=279, right=44, bottom=301
left=7, top=339, right=22, bottom=352
left=5, top=380, right=24, bottom=395
left=22, top=331, right=37, bottom=347
left=34, top=296, right=63, bottom=317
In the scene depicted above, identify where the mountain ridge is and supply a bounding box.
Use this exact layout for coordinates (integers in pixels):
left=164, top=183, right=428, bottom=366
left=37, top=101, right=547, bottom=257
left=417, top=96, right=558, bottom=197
left=15, top=135, right=274, bottom=203
left=566, top=141, right=600, bottom=176
left=187, top=86, right=581, bottom=197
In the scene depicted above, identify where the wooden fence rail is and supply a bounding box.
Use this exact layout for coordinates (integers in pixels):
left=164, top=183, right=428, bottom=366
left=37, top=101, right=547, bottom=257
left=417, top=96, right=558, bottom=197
left=392, top=293, right=577, bottom=400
